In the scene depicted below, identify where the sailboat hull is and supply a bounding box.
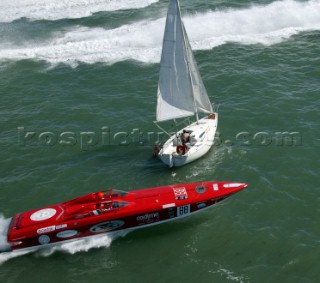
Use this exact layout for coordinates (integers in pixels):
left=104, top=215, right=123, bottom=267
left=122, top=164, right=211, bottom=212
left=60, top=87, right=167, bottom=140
left=159, top=113, right=218, bottom=167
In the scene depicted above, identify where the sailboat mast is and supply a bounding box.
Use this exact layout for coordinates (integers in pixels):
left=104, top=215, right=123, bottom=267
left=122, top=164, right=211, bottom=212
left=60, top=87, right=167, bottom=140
left=176, top=0, right=199, bottom=123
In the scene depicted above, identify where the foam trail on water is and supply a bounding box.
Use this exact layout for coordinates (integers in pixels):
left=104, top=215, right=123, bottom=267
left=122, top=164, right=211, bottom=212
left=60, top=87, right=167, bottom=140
left=39, top=235, right=112, bottom=257
left=39, top=232, right=127, bottom=256
left=186, top=0, right=320, bottom=47
left=0, top=249, right=32, bottom=265
left=0, top=215, right=32, bottom=265
left=0, top=250, right=32, bottom=265
left=0, top=216, right=11, bottom=252
left=0, top=19, right=166, bottom=66
left=0, top=215, right=127, bottom=264
left=0, top=0, right=159, bottom=22
left=0, top=0, right=320, bottom=66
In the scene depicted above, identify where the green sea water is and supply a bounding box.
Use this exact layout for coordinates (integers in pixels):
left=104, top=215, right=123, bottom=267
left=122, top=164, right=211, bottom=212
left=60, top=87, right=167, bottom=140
left=0, top=0, right=319, bottom=282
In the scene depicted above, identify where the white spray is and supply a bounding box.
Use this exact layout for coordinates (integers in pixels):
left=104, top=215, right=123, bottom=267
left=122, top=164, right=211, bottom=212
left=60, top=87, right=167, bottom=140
left=0, top=0, right=159, bottom=22
left=0, top=215, right=32, bottom=265
left=0, top=0, right=320, bottom=66
left=0, top=213, right=127, bottom=265
left=0, top=216, right=11, bottom=252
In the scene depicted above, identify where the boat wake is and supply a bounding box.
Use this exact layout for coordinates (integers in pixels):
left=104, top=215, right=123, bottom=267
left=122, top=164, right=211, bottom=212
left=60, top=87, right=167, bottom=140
left=184, top=143, right=226, bottom=180
left=0, top=214, right=127, bottom=264
left=0, top=216, right=11, bottom=252
left=37, top=232, right=120, bottom=257
left=0, top=0, right=320, bottom=66
left=0, top=215, right=31, bottom=265
left=0, top=0, right=159, bottom=22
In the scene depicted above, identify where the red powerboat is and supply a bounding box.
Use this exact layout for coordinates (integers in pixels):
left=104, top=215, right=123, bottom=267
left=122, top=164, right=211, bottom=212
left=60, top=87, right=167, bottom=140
left=1, top=181, right=247, bottom=253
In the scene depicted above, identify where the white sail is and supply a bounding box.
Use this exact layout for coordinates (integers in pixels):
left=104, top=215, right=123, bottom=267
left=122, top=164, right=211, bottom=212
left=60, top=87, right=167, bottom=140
left=156, top=0, right=213, bottom=122
left=182, top=24, right=213, bottom=114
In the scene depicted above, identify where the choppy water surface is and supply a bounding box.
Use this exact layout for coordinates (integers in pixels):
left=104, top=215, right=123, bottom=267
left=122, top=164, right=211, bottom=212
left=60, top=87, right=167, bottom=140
left=0, top=0, right=319, bottom=282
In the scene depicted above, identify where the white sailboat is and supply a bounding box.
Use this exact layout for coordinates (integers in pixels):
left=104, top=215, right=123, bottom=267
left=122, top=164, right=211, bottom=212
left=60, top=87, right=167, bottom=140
left=156, top=0, right=218, bottom=167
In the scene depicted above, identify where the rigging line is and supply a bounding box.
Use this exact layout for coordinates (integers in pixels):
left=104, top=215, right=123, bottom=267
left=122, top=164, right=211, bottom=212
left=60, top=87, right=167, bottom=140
left=153, top=121, right=172, bottom=138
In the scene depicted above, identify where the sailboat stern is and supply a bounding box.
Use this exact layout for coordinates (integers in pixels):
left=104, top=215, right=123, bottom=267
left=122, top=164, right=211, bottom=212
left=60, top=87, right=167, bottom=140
left=159, top=145, right=187, bottom=168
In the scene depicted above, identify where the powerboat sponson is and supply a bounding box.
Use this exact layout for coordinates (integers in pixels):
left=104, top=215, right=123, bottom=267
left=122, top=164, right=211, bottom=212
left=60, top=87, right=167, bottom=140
left=1, top=181, right=247, bottom=253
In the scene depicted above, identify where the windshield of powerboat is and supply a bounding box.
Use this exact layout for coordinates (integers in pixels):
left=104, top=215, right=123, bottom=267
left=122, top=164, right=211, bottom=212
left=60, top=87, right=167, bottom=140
left=110, top=189, right=128, bottom=198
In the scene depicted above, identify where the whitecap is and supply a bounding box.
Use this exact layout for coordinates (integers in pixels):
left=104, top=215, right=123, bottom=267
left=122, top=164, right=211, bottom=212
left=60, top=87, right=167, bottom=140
left=0, top=0, right=159, bottom=22
left=0, top=0, right=320, bottom=66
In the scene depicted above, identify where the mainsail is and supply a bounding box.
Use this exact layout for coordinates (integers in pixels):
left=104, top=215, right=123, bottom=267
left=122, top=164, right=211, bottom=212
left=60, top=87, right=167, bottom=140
left=156, top=0, right=213, bottom=122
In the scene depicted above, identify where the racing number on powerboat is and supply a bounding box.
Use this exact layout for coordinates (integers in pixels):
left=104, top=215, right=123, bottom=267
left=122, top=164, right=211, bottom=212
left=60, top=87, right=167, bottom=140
left=177, top=205, right=190, bottom=217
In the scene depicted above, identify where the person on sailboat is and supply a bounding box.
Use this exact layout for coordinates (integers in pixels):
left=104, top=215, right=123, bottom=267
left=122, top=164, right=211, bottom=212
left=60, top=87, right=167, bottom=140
left=181, top=130, right=190, bottom=144
left=176, top=130, right=191, bottom=155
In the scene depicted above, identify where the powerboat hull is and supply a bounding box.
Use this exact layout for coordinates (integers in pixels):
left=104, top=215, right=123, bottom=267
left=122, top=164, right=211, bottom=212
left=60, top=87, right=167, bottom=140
left=1, top=180, right=246, bottom=253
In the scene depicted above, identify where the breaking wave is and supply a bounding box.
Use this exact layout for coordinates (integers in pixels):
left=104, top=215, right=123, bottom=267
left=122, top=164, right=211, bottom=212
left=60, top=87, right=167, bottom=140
left=0, top=0, right=159, bottom=22
left=0, top=0, right=320, bottom=66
